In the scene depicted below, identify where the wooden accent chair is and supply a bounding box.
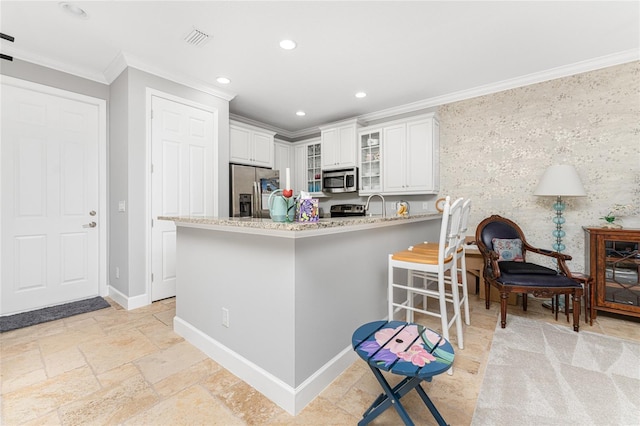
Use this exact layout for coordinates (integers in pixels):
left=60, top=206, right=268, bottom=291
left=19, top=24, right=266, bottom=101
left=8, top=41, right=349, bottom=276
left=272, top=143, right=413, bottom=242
left=475, top=215, right=583, bottom=332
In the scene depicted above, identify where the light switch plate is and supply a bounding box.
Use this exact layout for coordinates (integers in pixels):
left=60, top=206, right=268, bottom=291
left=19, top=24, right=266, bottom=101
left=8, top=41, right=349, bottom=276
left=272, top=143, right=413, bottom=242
left=118, top=201, right=126, bottom=212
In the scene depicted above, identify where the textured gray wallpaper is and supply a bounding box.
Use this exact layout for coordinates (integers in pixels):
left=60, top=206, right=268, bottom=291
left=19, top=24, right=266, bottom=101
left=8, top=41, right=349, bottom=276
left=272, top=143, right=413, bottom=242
left=438, top=61, right=640, bottom=273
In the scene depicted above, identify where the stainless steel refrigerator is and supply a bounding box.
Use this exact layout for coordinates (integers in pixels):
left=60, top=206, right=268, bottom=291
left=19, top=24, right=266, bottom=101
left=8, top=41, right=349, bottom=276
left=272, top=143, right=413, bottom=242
left=229, top=164, right=280, bottom=218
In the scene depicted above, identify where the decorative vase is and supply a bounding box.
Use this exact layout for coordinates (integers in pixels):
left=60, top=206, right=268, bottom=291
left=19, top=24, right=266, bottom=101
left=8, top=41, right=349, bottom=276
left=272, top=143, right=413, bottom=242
left=601, top=216, right=623, bottom=229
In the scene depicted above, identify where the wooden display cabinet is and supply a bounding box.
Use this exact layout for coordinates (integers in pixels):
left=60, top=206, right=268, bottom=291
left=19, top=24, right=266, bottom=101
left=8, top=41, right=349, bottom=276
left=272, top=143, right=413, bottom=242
left=584, top=227, right=640, bottom=320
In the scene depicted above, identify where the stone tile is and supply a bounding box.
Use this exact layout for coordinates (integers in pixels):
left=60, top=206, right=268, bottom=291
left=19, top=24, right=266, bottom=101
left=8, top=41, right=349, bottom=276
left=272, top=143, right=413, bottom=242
left=124, top=385, right=244, bottom=425
left=1, top=348, right=47, bottom=393
left=153, top=309, right=176, bottom=327
left=59, top=374, right=158, bottom=425
left=38, top=324, right=105, bottom=357
left=268, top=396, right=359, bottom=425
left=217, top=379, right=287, bottom=425
left=0, top=336, right=39, bottom=359
left=135, top=340, right=207, bottom=384
left=97, top=363, right=141, bottom=388
left=200, top=368, right=242, bottom=395
left=42, top=346, right=87, bottom=378
left=2, top=366, right=100, bottom=424
left=136, top=321, right=183, bottom=349
left=319, top=360, right=368, bottom=403
left=20, top=411, right=62, bottom=426
left=154, top=358, right=221, bottom=398
left=79, top=329, right=158, bottom=374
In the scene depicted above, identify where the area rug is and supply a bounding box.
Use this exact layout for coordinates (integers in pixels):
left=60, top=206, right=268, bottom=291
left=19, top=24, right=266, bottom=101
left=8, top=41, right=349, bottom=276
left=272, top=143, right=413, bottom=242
left=471, top=316, right=640, bottom=425
left=0, top=296, right=110, bottom=333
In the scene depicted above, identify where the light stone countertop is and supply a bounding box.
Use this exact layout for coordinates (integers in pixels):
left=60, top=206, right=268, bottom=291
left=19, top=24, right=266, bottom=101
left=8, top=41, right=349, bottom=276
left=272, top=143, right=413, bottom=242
left=160, top=213, right=441, bottom=238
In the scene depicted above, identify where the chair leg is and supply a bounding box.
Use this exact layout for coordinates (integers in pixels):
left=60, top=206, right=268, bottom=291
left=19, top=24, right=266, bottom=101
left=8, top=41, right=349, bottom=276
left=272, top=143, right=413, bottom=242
left=499, top=292, right=508, bottom=328
left=388, top=257, right=394, bottom=322
left=459, top=256, right=470, bottom=325
left=406, top=270, right=414, bottom=323
left=484, top=281, right=491, bottom=310
left=522, top=293, right=528, bottom=311
left=572, top=292, right=581, bottom=332
left=450, top=270, right=464, bottom=350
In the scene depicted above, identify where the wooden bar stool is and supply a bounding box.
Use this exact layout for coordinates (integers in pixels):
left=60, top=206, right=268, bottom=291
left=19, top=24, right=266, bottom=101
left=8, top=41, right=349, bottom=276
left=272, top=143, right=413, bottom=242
left=352, top=320, right=454, bottom=426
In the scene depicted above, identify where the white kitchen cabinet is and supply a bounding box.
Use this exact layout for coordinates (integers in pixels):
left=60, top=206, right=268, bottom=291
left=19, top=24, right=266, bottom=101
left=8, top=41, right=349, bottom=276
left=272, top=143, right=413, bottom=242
left=274, top=139, right=292, bottom=185
left=230, top=121, right=275, bottom=168
left=358, top=128, right=382, bottom=194
left=381, top=114, right=439, bottom=195
left=319, top=119, right=361, bottom=169
left=294, top=139, right=322, bottom=195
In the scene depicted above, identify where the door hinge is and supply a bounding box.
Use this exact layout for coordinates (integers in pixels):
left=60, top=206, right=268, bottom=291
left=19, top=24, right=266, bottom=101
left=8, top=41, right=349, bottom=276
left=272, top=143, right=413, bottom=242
left=151, top=273, right=154, bottom=282
left=151, top=163, right=154, bottom=173
left=151, top=218, right=154, bottom=227
left=151, top=109, right=154, bottom=120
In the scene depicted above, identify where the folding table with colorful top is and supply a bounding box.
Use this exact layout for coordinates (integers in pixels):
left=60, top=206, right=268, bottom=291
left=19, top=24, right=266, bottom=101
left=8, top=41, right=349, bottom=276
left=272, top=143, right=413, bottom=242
left=351, top=320, right=455, bottom=426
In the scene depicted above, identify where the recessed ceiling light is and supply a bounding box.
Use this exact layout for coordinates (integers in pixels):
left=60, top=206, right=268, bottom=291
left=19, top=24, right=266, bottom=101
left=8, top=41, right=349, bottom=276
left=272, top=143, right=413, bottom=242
left=296, top=111, right=306, bottom=117
left=216, top=77, right=231, bottom=84
left=59, top=2, right=88, bottom=19
left=280, top=39, right=297, bottom=50
left=355, top=92, right=367, bottom=98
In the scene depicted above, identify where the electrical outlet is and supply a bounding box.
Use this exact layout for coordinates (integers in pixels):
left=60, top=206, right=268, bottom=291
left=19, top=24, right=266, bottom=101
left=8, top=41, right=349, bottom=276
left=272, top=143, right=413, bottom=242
left=222, top=307, right=229, bottom=327
left=422, top=202, right=429, bottom=210
left=115, top=267, right=120, bottom=279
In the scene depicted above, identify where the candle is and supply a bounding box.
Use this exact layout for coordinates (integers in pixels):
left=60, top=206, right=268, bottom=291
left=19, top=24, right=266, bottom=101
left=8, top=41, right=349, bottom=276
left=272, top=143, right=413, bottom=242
left=285, top=168, right=291, bottom=190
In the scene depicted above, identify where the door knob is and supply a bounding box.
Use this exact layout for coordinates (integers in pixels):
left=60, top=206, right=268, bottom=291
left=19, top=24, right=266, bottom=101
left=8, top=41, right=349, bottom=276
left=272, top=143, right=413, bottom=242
left=89, top=210, right=96, bottom=216
left=83, top=222, right=97, bottom=228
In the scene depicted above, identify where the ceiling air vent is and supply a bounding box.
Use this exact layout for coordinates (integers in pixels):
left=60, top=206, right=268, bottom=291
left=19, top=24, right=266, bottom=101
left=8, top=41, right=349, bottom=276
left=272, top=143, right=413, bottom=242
left=184, top=28, right=210, bottom=47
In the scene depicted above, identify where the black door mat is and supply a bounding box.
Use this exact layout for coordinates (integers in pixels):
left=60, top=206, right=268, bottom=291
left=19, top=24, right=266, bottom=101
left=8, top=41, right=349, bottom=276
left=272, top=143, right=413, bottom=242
left=0, top=296, right=111, bottom=333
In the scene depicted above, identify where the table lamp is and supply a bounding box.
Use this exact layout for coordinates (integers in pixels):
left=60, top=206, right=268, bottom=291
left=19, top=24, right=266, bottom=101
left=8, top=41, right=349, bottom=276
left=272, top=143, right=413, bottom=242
left=534, top=164, right=586, bottom=309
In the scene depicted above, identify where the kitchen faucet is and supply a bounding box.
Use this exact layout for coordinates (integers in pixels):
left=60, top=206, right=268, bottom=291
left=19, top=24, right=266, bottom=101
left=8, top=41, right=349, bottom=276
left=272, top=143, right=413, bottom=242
left=365, top=194, right=386, bottom=217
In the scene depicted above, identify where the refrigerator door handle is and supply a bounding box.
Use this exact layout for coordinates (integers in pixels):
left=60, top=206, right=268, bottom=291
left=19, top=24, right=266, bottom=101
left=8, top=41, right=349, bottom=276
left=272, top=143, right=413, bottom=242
left=253, top=181, right=260, bottom=218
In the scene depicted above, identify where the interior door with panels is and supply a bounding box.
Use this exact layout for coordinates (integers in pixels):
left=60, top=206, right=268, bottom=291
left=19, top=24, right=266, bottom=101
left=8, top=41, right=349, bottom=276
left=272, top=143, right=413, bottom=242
left=151, top=95, right=215, bottom=301
left=1, top=80, right=102, bottom=315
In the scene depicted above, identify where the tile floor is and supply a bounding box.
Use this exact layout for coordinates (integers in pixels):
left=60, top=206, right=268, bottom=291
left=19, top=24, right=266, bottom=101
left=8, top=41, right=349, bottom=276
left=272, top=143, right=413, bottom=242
left=2, top=294, right=639, bottom=425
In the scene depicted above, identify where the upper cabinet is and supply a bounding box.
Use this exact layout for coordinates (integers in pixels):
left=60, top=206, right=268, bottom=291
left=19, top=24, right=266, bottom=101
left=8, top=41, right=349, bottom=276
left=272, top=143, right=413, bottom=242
left=361, top=113, right=439, bottom=195
left=382, top=114, right=439, bottom=194
left=229, top=121, right=275, bottom=168
left=319, top=119, right=362, bottom=170
left=293, top=138, right=323, bottom=196
left=358, top=128, right=382, bottom=194
left=274, top=139, right=292, bottom=182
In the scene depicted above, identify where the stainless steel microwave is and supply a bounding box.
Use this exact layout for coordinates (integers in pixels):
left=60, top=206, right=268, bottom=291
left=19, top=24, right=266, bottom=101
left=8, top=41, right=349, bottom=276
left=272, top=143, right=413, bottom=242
left=322, top=167, right=358, bottom=193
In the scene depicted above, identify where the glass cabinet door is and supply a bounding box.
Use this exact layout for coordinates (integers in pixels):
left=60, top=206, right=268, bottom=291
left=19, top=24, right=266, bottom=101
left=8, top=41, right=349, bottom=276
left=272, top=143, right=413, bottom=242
left=306, top=143, right=322, bottom=193
left=602, top=238, right=640, bottom=309
left=359, top=130, right=381, bottom=193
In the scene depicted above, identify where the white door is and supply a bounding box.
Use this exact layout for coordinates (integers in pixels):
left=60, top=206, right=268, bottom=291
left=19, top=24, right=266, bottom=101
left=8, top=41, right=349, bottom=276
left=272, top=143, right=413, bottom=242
left=151, top=96, right=215, bottom=301
left=1, top=82, right=101, bottom=315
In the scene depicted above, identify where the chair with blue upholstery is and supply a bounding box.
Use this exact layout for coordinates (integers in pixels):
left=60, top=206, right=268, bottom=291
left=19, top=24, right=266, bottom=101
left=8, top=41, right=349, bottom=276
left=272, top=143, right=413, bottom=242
left=475, top=215, right=583, bottom=331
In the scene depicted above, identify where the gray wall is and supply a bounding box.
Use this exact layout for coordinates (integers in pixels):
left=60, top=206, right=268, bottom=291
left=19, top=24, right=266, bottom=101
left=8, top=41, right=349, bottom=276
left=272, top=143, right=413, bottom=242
left=2, top=59, right=230, bottom=302
left=110, top=67, right=230, bottom=299
left=1, top=59, right=109, bottom=100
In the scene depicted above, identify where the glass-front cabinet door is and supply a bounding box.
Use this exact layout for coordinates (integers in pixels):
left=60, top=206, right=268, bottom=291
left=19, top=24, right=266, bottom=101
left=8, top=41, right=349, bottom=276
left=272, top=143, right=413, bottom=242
left=359, top=129, right=381, bottom=194
left=601, top=238, right=640, bottom=310
left=306, top=142, right=322, bottom=193
left=586, top=227, right=640, bottom=319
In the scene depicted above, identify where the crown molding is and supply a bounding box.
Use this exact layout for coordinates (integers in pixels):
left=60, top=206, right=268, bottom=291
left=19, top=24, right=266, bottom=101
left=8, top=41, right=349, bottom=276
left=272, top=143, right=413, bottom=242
left=105, top=51, right=236, bottom=101
left=229, top=113, right=321, bottom=140
left=359, top=49, right=639, bottom=123
left=2, top=45, right=109, bottom=84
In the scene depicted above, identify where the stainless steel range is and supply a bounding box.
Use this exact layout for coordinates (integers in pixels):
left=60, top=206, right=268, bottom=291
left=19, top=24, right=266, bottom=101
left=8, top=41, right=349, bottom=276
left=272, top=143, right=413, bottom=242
left=330, top=204, right=366, bottom=218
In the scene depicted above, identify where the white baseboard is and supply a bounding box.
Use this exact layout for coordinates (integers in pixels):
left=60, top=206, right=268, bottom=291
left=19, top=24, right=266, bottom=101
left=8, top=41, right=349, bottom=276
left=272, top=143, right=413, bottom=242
left=174, top=316, right=357, bottom=415
left=107, top=286, right=149, bottom=310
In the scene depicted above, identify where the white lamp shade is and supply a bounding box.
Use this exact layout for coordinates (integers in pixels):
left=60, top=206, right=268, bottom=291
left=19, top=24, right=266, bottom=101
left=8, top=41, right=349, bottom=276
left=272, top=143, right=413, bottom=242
left=534, top=164, right=586, bottom=197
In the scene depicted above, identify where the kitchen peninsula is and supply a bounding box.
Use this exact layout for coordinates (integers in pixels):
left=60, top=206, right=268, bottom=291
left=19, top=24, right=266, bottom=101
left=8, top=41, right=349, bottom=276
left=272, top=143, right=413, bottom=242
left=161, top=213, right=441, bottom=415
